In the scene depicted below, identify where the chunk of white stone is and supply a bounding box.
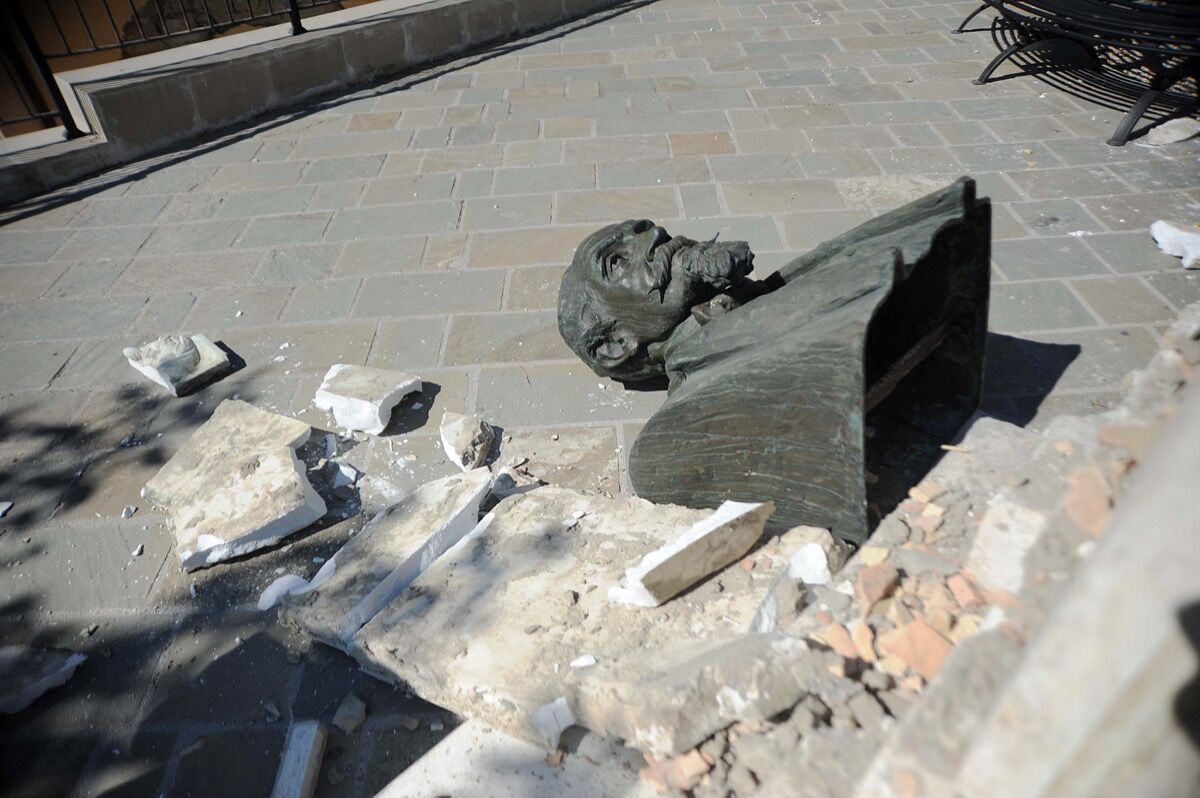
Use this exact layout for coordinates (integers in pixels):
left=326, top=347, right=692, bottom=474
left=123, top=334, right=230, bottom=396
left=1146, top=118, right=1200, bottom=145
left=141, top=400, right=325, bottom=571
left=570, top=654, right=597, bottom=668
left=785, top=526, right=849, bottom=585
left=1150, top=220, right=1200, bottom=269
left=173, top=448, right=326, bottom=570
left=0, top=502, right=10, bottom=518
left=439, top=411, right=496, bottom=471
left=259, top=556, right=339, bottom=611
left=0, top=646, right=86, bottom=714
left=531, top=697, right=576, bottom=749
left=608, top=500, right=775, bottom=608
left=280, top=470, right=492, bottom=646
left=314, top=364, right=421, bottom=435
left=332, top=694, right=367, bottom=734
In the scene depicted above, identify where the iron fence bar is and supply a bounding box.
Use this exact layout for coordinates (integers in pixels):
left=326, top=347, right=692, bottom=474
left=69, top=0, right=100, bottom=50
left=97, top=0, right=124, bottom=46
left=0, top=48, right=53, bottom=125
left=41, top=2, right=75, bottom=54
left=148, top=0, right=171, bottom=39
left=175, top=0, right=192, bottom=33
left=196, top=0, right=216, bottom=31
left=126, top=0, right=148, bottom=42
left=5, top=4, right=83, bottom=137
left=287, top=0, right=306, bottom=34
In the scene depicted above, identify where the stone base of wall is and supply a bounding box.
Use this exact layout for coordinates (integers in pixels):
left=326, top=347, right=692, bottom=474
left=0, top=0, right=618, bottom=207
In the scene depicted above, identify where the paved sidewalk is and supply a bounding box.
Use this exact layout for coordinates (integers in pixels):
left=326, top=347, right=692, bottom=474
left=1, top=0, right=1198, bottom=793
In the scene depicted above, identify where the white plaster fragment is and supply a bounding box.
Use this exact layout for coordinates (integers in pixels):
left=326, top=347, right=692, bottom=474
left=569, top=654, right=597, bottom=668
left=1151, top=220, right=1200, bottom=269
left=967, top=493, right=1048, bottom=593
left=257, top=555, right=339, bottom=611
left=439, top=411, right=496, bottom=471
left=0, top=502, right=10, bottom=518
left=0, top=646, right=87, bottom=714
left=121, top=505, right=136, bottom=519
left=123, top=334, right=230, bottom=396
left=531, top=697, right=576, bottom=749
left=131, top=544, right=144, bottom=557
left=314, top=364, right=422, bottom=435
left=608, top=500, right=774, bottom=607
left=784, top=526, right=847, bottom=585
left=1146, top=118, right=1200, bottom=145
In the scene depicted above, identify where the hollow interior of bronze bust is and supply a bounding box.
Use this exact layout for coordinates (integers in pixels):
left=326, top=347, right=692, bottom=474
left=861, top=219, right=990, bottom=528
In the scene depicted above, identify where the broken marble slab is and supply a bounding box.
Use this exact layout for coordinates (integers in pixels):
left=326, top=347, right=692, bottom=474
left=123, top=333, right=230, bottom=396
left=280, top=468, right=492, bottom=647
left=0, top=646, right=87, bottom=714
left=351, top=488, right=814, bottom=757
left=314, top=364, right=421, bottom=435
left=609, top=500, right=775, bottom=607
left=1150, top=220, right=1200, bottom=269
left=1146, top=118, right=1200, bottom=145
left=142, top=400, right=326, bottom=570
left=376, top=719, right=653, bottom=798
left=439, top=411, right=496, bottom=471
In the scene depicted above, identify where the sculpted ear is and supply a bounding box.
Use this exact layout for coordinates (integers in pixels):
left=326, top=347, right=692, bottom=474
left=592, top=325, right=639, bottom=369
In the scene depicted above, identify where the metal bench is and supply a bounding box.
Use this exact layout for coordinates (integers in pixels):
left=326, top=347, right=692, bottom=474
left=953, top=0, right=1200, bottom=145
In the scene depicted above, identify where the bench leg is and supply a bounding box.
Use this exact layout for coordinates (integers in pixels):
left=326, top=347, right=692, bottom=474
left=953, top=2, right=989, bottom=34
left=1108, top=62, right=1199, bottom=146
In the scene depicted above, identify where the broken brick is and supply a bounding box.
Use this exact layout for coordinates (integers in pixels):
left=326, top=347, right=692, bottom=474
left=877, top=619, right=953, bottom=681
left=640, top=749, right=713, bottom=793
left=812, top=623, right=860, bottom=659
left=855, top=562, right=899, bottom=612
left=1064, top=464, right=1112, bottom=537
left=850, top=620, right=877, bottom=662
left=908, top=482, right=944, bottom=504
left=947, top=573, right=984, bottom=609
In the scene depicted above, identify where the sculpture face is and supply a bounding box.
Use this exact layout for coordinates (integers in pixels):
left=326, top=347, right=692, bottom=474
left=558, top=219, right=754, bottom=381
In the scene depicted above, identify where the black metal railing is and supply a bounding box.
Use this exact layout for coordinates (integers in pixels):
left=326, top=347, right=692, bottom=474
left=1, top=0, right=349, bottom=139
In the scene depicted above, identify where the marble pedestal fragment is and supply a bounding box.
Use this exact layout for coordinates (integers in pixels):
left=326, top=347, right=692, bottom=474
left=123, top=333, right=230, bottom=396
left=349, top=487, right=828, bottom=757
left=608, top=500, right=774, bottom=607
left=314, top=364, right=421, bottom=435
left=439, top=411, right=496, bottom=471
left=280, top=469, right=492, bottom=647
left=0, top=646, right=87, bottom=714
left=142, top=400, right=326, bottom=570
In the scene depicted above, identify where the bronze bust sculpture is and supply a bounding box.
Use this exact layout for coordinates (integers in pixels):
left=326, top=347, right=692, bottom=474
left=558, top=178, right=992, bottom=544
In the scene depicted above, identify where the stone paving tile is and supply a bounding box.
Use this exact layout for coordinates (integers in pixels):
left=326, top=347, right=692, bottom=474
left=1070, top=276, right=1176, bottom=325
left=354, top=271, right=504, bottom=317
left=53, top=226, right=154, bottom=261
left=990, top=281, right=1098, bottom=332
left=236, top=212, right=332, bottom=248
left=443, top=310, right=573, bottom=365
left=992, top=238, right=1111, bottom=281
left=325, top=202, right=461, bottom=240
left=186, top=286, right=291, bottom=328
left=367, top=317, right=449, bottom=370
left=0, top=340, right=78, bottom=392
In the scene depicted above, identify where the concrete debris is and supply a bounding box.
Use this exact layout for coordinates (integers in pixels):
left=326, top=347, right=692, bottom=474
left=1146, top=117, right=1200, bottom=145
left=786, top=526, right=849, bottom=585
left=641, top=748, right=714, bottom=793
left=570, top=654, right=598, bottom=668
left=131, top=544, right=144, bottom=557
left=1150, top=220, right=1200, bottom=269
left=121, top=504, right=136, bottom=519
left=331, top=694, right=367, bottom=734
left=0, top=646, right=87, bottom=714
left=314, top=364, right=422, bottom=435
left=143, top=400, right=325, bottom=570
left=877, top=619, right=954, bottom=682
left=0, top=501, right=10, bottom=517
left=609, top=501, right=775, bottom=607
left=532, top=697, right=577, bottom=749
left=270, top=720, right=327, bottom=798
left=853, top=562, right=899, bottom=613
left=258, top=556, right=340, bottom=611
left=374, top=719, right=652, bottom=798
left=348, top=487, right=830, bottom=757
left=440, top=411, right=497, bottom=471
left=123, top=333, right=230, bottom=396
left=280, top=469, right=491, bottom=646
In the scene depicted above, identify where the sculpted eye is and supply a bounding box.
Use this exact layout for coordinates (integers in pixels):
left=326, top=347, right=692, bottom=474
left=602, top=253, right=625, bottom=279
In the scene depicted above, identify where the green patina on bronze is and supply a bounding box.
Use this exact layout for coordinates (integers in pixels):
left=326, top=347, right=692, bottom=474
left=558, top=178, right=991, bottom=544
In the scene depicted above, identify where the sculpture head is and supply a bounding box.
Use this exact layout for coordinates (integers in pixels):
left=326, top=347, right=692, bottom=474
left=558, top=219, right=754, bottom=381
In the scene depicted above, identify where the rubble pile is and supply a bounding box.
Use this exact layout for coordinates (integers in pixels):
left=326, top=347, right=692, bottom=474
left=55, top=298, right=1196, bottom=795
